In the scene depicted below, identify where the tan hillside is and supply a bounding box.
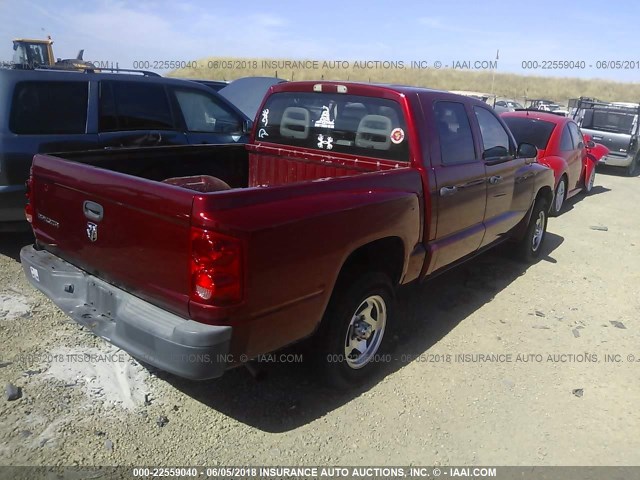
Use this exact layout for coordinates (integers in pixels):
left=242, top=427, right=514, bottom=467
left=170, top=56, right=640, bottom=105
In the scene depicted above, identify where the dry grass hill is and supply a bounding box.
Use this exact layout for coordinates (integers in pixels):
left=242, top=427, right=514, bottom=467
left=170, top=56, right=640, bottom=105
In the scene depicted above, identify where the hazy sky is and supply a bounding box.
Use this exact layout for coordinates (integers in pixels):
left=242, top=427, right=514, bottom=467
left=1, top=0, right=638, bottom=82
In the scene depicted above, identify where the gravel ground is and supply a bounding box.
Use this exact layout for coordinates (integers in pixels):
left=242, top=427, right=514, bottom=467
left=0, top=168, right=639, bottom=467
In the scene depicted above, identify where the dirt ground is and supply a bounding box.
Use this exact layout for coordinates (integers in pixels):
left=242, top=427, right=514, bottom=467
left=0, top=167, right=639, bottom=467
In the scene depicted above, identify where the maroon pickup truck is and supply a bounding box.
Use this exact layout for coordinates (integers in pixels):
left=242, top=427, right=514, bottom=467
left=21, top=81, right=554, bottom=387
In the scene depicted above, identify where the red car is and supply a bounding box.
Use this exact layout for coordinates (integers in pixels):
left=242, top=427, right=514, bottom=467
left=501, top=111, right=608, bottom=215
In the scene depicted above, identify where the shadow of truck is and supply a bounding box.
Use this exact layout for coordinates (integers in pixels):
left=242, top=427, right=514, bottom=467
left=158, top=233, right=564, bottom=433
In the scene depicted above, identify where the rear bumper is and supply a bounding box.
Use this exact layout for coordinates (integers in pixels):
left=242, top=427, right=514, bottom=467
left=598, top=154, right=633, bottom=168
left=20, top=246, right=232, bottom=380
left=0, top=184, right=28, bottom=225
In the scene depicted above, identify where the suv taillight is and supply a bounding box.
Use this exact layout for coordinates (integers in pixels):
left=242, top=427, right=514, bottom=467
left=24, top=174, right=33, bottom=224
left=190, top=227, right=243, bottom=306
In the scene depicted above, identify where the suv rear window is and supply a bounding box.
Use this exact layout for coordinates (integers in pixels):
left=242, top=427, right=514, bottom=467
left=581, top=110, right=636, bottom=134
left=99, top=81, right=174, bottom=131
left=9, top=81, right=88, bottom=134
left=257, top=92, right=409, bottom=162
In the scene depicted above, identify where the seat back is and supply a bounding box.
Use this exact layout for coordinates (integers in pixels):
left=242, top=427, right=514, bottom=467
left=355, top=114, right=392, bottom=150
left=280, top=107, right=310, bottom=139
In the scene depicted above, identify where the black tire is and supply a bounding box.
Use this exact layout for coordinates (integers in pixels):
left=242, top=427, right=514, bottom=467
left=625, top=155, right=639, bottom=177
left=582, top=166, right=596, bottom=194
left=313, top=272, right=395, bottom=389
left=550, top=177, right=566, bottom=216
left=516, top=198, right=548, bottom=263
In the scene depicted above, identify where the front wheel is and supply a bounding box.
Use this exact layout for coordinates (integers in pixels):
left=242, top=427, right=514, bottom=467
left=516, top=198, right=548, bottom=263
left=550, top=177, right=566, bottom=216
left=314, top=272, right=395, bottom=389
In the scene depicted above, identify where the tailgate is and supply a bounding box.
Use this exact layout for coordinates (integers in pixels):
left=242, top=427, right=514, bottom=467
left=581, top=128, right=631, bottom=158
left=30, top=154, right=196, bottom=317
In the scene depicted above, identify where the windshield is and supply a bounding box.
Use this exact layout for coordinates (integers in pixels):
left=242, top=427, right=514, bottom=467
left=502, top=116, right=556, bottom=150
left=256, top=92, right=409, bottom=162
left=12, top=43, right=48, bottom=67
left=582, top=110, right=636, bottom=134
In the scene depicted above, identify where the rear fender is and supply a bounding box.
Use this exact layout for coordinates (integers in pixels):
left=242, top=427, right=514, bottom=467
left=538, top=156, right=568, bottom=186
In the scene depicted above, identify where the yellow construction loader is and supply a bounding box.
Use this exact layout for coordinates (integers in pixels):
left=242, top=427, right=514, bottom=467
left=10, top=36, right=97, bottom=70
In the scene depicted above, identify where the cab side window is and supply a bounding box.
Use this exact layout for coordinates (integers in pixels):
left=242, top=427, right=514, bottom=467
left=473, top=107, right=513, bottom=159
left=434, top=101, right=476, bottom=165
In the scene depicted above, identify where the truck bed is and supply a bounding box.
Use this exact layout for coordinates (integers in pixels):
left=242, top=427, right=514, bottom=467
left=29, top=144, right=421, bottom=359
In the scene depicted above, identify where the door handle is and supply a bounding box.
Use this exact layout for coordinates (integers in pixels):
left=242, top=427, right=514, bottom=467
left=83, top=201, right=104, bottom=221
left=488, top=175, right=502, bottom=185
left=439, top=186, right=458, bottom=197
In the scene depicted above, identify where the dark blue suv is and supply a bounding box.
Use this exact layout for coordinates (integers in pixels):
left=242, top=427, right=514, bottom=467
left=0, top=68, right=253, bottom=231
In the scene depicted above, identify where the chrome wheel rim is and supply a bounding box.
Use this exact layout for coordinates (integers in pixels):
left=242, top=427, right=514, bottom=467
left=532, top=210, right=545, bottom=252
left=587, top=169, right=595, bottom=191
left=344, top=295, right=386, bottom=369
left=554, top=180, right=565, bottom=212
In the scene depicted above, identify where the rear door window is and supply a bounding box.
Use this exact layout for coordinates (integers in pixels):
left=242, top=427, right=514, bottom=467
left=99, top=81, right=174, bottom=131
left=173, top=89, right=243, bottom=133
left=256, top=92, right=409, bottom=162
left=10, top=81, right=88, bottom=134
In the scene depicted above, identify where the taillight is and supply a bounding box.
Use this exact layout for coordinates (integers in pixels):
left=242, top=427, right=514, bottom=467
left=24, top=175, right=33, bottom=224
left=190, top=227, right=243, bottom=306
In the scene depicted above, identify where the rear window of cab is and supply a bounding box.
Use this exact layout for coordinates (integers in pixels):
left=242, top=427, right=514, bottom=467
left=256, top=92, right=410, bottom=162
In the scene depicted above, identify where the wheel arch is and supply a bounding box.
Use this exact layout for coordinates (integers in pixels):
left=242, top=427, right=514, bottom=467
left=536, top=185, right=554, bottom=212
left=337, top=236, right=405, bottom=288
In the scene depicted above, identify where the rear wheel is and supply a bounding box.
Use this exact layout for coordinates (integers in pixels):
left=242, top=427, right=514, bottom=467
left=517, top=198, right=548, bottom=263
left=625, top=155, right=639, bottom=177
left=583, top=167, right=596, bottom=193
left=550, top=177, right=566, bottom=216
left=314, top=272, right=395, bottom=389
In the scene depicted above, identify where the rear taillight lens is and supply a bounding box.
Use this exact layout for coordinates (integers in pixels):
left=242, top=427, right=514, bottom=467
left=190, top=227, right=243, bottom=306
left=24, top=175, right=33, bottom=224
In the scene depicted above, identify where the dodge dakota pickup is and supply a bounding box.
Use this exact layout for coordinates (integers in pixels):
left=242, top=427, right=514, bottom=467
left=21, top=81, right=554, bottom=388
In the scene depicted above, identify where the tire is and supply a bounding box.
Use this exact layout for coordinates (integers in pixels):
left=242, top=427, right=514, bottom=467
left=516, top=198, right=548, bottom=263
left=550, top=177, right=566, bottom=216
left=314, top=272, right=395, bottom=389
left=625, top=155, right=639, bottom=177
left=583, top=167, right=596, bottom=193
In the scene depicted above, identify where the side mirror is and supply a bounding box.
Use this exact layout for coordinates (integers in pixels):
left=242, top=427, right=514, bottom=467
left=586, top=140, right=596, bottom=149
left=517, top=142, right=538, bottom=159
left=243, top=119, right=252, bottom=134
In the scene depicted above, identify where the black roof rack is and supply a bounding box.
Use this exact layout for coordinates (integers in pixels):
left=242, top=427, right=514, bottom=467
left=93, top=67, right=161, bottom=77
left=32, top=65, right=161, bottom=76
left=574, top=96, right=639, bottom=111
